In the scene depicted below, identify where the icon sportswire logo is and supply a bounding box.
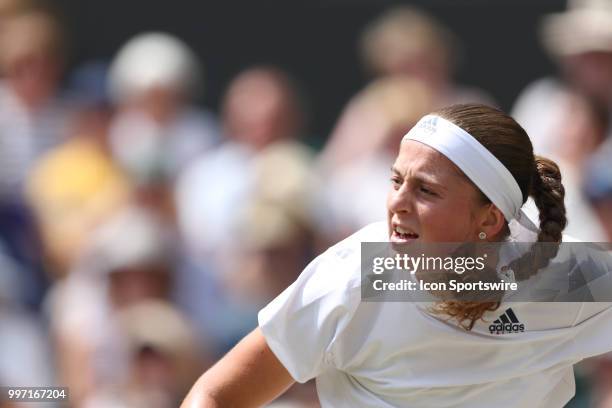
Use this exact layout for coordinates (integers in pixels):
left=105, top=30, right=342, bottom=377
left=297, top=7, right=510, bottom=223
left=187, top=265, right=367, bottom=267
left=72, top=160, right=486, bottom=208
left=489, top=308, right=525, bottom=334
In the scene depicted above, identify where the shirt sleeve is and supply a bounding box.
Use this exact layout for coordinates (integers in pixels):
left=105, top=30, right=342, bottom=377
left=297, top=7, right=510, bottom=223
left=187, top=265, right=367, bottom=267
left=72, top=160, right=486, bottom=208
left=258, top=249, right=361, bottom=383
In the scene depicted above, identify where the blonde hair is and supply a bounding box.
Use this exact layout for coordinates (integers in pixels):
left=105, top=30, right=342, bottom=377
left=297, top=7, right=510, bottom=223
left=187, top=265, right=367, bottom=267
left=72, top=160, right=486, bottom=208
left=360, top=6, right=457, bottom=76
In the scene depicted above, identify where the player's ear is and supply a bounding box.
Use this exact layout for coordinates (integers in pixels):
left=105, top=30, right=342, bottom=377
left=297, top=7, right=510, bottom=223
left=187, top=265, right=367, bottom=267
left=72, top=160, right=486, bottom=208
left=478, top=203, right=505, bottom=240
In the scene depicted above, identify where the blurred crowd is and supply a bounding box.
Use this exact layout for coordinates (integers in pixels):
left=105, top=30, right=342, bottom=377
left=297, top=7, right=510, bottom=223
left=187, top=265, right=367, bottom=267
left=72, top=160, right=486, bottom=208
left=0, top=0, right=611, bottom=407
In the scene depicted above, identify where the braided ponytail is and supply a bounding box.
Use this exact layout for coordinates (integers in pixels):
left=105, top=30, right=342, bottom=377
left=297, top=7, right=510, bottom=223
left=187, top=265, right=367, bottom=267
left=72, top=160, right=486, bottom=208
left=509, top=156, right=567, bottom=281
left=427, top=104, right=569, bottom=330
left=532, top=156, right=567, bottom=242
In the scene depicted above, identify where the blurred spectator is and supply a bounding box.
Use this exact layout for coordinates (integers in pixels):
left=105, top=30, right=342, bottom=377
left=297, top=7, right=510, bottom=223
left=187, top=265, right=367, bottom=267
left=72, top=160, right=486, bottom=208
left=25, top=138, right=130, bottom=279
left=45, top=206, right=181, bottom=406
left=584, top=139, right=612, bottom=241
left=82, top=300, right=205, bottom=408
left=107, top=32, right=220, bottom=189
left=221, top=67, right=305, bottom=150
left=0, top=4, right=73, bottom=310
left=0, top=0, right=32, bottom=32
left=360, top=6, right=485, bottom=104
left=0, top=242, right=54, bottom=392
left=174, top=66, right=317, bottom=355
left=0, top=7, right=72, bottom=197
left=25, top=61, right=130, bottom=278
left=228, top=142, right=318, bottom=305
left=68, top=61, right=115, bottom=152
left=0, top=0, right=47, bottom=64
left=232, top=202, right=312, bottom=303
left=315, top=77, right=434, bottom=242
left=512, top=0, right=612, bottom=241
left=226, top=147, right=319, bottom=407
left=175, top=66, right=311, bottom=256
left=541, top=0, right=612, bottom=112
left=319, top=6, right=494, bottom=171
left=513, top=1, right=612, bottom=403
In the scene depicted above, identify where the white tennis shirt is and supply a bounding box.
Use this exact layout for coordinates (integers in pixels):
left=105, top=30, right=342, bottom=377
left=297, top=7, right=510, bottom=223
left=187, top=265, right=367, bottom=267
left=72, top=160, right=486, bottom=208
left=258, top=222, right=612, bottom=407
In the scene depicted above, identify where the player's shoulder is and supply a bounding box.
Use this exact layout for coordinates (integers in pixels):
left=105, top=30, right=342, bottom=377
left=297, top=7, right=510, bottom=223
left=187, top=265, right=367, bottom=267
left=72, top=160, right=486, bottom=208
left=313, top=222, right=388, bottom=289
left=326, top=221, right=388, bottom=257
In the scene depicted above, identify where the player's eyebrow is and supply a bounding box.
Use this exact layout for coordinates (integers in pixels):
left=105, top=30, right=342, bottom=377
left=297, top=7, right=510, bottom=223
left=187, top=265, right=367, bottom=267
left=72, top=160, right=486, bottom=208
left=390, top=166, right=448, bottom=191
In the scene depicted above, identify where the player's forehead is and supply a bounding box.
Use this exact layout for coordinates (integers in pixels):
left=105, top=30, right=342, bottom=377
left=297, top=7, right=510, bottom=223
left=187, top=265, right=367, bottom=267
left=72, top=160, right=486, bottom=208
left=392, top=139, right=466, bottom=182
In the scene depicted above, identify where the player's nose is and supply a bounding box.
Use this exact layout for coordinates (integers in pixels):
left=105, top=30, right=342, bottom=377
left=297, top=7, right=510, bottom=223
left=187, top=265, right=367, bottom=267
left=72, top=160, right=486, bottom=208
left=387, top=184, right=415, bottom=215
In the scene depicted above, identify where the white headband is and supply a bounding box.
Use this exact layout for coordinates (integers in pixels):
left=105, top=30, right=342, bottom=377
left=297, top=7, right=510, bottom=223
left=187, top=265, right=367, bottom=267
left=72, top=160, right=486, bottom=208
left=402, top=114, right=539, bottom=238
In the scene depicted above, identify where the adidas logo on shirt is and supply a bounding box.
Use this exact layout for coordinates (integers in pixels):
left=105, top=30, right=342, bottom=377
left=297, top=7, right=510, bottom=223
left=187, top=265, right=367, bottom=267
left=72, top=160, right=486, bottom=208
left=488, top=308, right=525, bottom=335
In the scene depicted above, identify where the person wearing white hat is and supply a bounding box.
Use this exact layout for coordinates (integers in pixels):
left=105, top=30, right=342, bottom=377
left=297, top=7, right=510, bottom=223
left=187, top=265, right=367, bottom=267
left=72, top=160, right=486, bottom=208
left=107, top=32, right=220, bottom=186
left=541, top=0, right=612, bottom=79
left=181, top=104, right=612, bottom=407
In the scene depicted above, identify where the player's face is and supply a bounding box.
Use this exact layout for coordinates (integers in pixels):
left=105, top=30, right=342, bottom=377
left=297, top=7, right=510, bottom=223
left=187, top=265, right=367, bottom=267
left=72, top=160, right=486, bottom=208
left=387, top=140, right=485, bottom=243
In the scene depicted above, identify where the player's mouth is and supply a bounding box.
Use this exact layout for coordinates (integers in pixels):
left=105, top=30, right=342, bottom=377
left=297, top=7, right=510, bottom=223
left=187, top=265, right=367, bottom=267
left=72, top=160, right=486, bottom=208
left=391, top=224, right=419, bottom=243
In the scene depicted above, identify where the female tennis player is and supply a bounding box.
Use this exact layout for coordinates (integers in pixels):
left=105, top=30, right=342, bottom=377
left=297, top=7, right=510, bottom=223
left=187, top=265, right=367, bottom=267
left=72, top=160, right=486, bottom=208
left=181, top=104, right=612, bottom=407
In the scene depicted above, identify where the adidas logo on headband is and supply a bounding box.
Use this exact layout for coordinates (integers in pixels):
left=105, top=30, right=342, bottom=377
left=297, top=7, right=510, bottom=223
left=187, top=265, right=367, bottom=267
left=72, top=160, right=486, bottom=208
left=417, top=116, right=438, bottom=135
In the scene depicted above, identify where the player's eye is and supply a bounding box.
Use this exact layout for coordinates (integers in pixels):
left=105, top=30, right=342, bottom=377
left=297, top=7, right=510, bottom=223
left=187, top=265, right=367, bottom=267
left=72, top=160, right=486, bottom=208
left=390, top=177, right=402, bottom=189
left=420, top=186, right=436, bottom=196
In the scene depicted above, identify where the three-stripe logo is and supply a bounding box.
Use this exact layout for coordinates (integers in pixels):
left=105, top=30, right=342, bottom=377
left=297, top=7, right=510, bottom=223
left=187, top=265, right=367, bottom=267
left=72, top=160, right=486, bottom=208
left=489, top=308, right=525, bottom=334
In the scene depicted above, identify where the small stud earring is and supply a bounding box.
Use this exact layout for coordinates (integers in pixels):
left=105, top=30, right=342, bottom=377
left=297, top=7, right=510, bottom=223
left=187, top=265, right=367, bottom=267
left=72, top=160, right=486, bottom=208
left=478, top=231, right=487, bottom=240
